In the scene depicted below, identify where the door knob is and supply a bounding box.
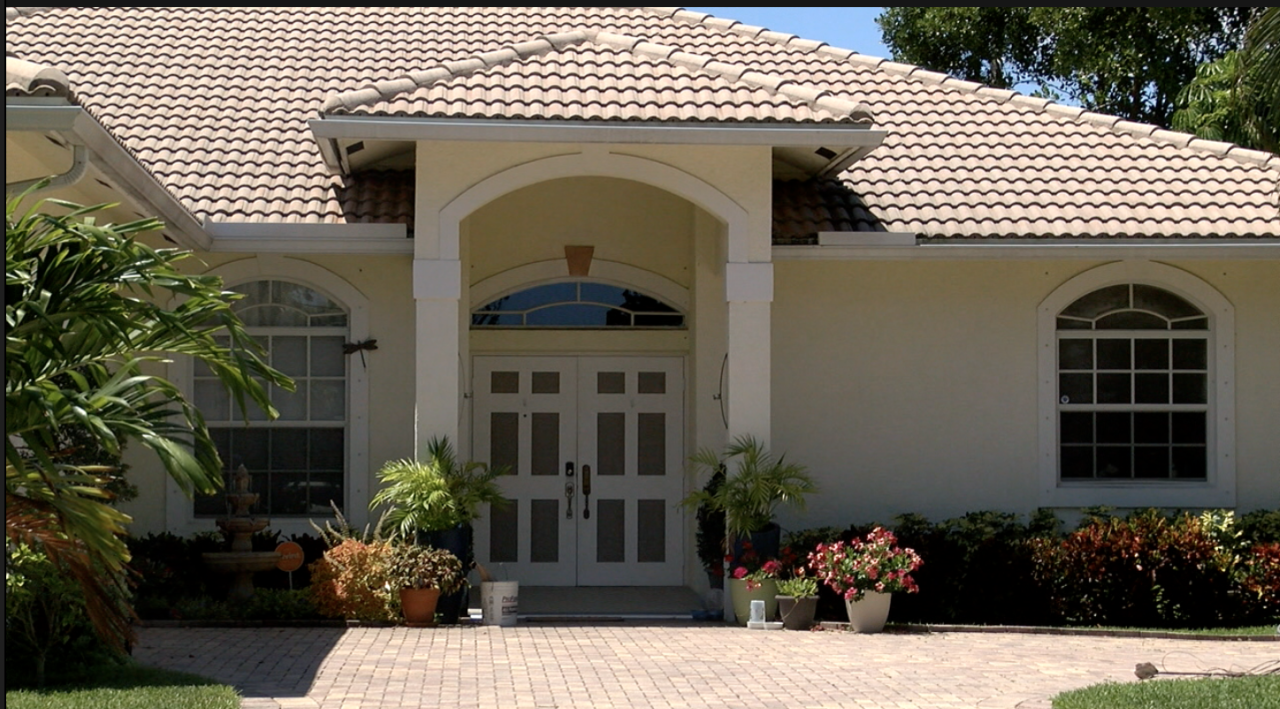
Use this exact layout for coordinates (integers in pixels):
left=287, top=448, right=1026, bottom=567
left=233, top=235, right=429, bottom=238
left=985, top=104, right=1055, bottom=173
left=582, top=464, right=591, bottom=519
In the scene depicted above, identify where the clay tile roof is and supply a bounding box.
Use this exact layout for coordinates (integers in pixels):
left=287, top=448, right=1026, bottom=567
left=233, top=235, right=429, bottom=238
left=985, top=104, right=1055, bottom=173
left=322, top=30, right=872, bottom=124
left=6, top=7, right=1279, bottom=238
left=6, top=55, right=74, bottom=99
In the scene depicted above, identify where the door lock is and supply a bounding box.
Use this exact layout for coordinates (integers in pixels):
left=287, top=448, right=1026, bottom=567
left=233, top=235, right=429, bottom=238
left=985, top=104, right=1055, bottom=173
left=565, top=481, right=575, bottom=518
left=581, top=464, right=592, bottom=519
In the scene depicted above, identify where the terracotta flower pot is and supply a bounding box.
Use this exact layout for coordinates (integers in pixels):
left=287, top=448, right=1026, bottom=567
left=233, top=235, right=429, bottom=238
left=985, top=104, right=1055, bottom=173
left=844, top=591, right=891, bottom=633
left=777, top=595, right=818, bottom=630
left=728, top=578, right=778, bottom=625
left=400, top=587, right=442, bottom=627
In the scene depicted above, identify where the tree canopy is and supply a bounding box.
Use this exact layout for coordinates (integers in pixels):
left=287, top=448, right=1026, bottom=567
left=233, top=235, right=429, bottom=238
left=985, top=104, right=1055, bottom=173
left=5, top=191, right=291, bottom=647
left=878, top=7, right=1258, bottom=129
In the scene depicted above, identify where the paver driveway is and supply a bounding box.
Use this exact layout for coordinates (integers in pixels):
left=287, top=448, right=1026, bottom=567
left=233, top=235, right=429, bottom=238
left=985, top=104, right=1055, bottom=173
left=132, top=624, right=1276, bottom=709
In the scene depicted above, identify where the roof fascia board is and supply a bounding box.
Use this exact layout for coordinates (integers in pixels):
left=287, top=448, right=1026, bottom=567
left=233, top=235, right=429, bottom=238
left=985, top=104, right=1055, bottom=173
left=776, top=240, right=1280, bottom=261
left=311, top=117, right=886, bottom=147
left=205, top=222, right=411, bottom=254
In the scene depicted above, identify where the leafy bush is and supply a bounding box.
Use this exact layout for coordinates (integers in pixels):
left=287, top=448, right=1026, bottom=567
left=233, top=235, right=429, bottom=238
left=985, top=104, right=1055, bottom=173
left=1237, top=509, right=1280, bottom=545
left=308, top=539, right=397, bottom=621
left=6, top=541, right=125, bottom=686
left=1239, top=542, right=1280, bottom=619
left=1029, top=509, right=1241, bottom=627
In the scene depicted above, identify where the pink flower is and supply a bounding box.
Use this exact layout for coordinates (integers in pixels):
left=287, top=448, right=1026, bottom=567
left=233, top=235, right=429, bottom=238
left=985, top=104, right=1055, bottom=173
left=732, top=566, right=748, bottom=580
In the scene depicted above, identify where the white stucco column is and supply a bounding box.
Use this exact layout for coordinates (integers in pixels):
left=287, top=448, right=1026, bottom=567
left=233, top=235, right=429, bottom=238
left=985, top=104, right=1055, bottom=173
left=725, top=262, right=773, bottom=443
left=413, top=258, right=461, bottom=455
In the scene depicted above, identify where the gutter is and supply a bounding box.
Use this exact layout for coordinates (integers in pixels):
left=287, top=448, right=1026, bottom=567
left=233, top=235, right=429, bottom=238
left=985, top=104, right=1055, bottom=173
left=775, top=235, right=1280, bottom=261
left=5, top=143, right=87, bottom=196
left=6, top=102, right=211, bottom=250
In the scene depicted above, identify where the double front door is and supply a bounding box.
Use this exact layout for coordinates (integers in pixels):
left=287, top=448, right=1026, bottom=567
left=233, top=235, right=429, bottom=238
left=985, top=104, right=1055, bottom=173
left=473, top=356, right=684, bottom=586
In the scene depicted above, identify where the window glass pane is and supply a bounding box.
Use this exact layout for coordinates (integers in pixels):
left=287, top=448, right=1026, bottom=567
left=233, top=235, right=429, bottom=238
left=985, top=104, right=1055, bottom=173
left=597, top=413, right=625, bottom=476
left=596, top=499, right=625, bottom=563
left=1060, top=412, right=1093, bottom=444
left=1096, top=311, right=1168, bottom=330
left=1059, top=373, right=1093, bottom=405
left=1134, top=373, right=1169, bottom=404
left=1133, top=412, right=1169, bottom=444
left=274, top=384, right=308, bottom=421
left=1134, top=448, right=1170, bottom=479
left=311, top=313, right=349, bottom=327
left=309, top=429, right=345, bottom=471
left=274, top=281, right=343, bottom=318
left=1133, top=339, right=1169, bottom=370
left=531, top=371, right=560, bottom=394
left=1133, top=285, right=1201, bottom=319
left=1172, top=317, right=1209, bottom=330
left=1172, top=339, right=1207, bottom=370
left=1096, top=412, right=1131, bottom=444
left=491, top=372, right=519, bottom=394
left=489, top=498, right=518, bottom=562
left=244, top=378, right=269, bottom=421
left=637, top=372, right=666, bottom=394
left=597, top=372, right=625, bottom=394
left=231, top=428, right=269, bottom=472
left=492, top=283, right=577, bottom=311
left=311, top=380, right=345, bottom=420
left=526, top=304, right=612, bottom=327
left=472, top=313, right=523, bottom=327
left=530, top=413, right=559, bottom=476
left=311, top=337, right=346, bottom=377
left=241, top=305, right=308, bottom=327
left=1172, top=373, right=1207, bottom=404
left=272, top=336, right=308, bottom=377
left=1060, top=447, right=1093, bottom=478
left=1097, top=340, right=1131, bottom=370
left=271, top=429, right=308, bottom=471
left=270, top=472, right=308, bottom=515
left=231, top=280, right=269, bottom=308
left=530, top=499, right=559, bottom=563
left=1172, top=412, right=1206, bottom=445
left=1057, top=317, right=1092, bottom=330
left=579, top=283, right=629, bottom=307
left=637, top=499, right=666, bottom=563
left=633, top=313, right=685, bottom=327
left=1096, top=447, right=1131, bottom=478
left=1097, top=373, right=1132, bottom=404
left=637, top=413, right=666, bottom=476
left=1061, top=284, right=1128, bottom=320
left=194, top=379, right=230, bottom=421
left=1059, top=339, right=1093, bottom=370
left=1171, top=447, right=1207, bottom=479
left=308, top=473, right=344, bottom=514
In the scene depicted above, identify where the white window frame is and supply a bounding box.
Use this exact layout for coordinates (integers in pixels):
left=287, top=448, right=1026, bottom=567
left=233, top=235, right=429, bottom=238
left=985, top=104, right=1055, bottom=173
left=167, top=256, right=371, bottom=537
left=1037, top=260, right=1235, bottom=508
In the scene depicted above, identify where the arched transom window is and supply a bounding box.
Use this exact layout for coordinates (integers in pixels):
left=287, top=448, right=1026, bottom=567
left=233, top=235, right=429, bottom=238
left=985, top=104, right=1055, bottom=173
left=1056, top=283, right=1209, bottom=480
left=471, top=281, right=684, bottom=328
left=194, top=280, right=349, bottom=516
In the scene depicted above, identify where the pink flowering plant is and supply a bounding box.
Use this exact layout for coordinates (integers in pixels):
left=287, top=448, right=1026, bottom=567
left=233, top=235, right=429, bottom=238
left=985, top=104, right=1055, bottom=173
left=808, top=527, right=923, bottom=601
left=728, top=542, right=784, bottom=591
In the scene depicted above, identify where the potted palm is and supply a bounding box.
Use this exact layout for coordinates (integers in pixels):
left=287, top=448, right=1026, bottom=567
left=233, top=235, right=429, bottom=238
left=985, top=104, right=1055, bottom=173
left=681, top=435, right=816, bottom=623
left=386, top=544, right=466, bottom=627
left=370, top=436, right=507, bottom=623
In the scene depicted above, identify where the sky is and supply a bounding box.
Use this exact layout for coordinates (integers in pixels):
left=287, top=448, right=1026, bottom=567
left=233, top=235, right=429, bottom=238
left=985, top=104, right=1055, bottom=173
left=684, top=7, right=892, bottom=58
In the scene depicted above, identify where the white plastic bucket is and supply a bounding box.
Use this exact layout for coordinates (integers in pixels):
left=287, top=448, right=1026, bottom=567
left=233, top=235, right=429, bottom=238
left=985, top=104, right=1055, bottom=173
left=481, top=581, right=518, bottom=626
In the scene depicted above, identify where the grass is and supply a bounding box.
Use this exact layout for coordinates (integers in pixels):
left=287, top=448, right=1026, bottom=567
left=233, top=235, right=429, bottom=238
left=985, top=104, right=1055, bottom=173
left=1053, top=675, right=1280, bottom=709
left=1089, top=624, right=1278, bottom=637
left=5, top=662, right=239, bottom=709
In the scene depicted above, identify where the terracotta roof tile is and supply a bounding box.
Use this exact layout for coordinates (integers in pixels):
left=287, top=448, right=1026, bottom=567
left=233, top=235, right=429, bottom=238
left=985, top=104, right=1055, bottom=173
left=6, top=7, right=1278, bottom=238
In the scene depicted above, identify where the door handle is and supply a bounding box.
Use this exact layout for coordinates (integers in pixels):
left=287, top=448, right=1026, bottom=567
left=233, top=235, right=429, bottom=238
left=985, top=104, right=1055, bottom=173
left=582, top=464, right=591, bottom=519
left=564, top=480, right=575, bottom=519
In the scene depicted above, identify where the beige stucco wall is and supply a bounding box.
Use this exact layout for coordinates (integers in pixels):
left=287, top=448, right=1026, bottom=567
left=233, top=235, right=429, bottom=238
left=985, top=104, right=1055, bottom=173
left=771, top=258, right=1280, bottom=530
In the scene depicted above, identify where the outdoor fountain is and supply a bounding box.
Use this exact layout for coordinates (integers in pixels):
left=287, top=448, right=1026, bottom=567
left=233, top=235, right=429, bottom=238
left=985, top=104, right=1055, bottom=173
left=203, top=464, right=281, bottom=601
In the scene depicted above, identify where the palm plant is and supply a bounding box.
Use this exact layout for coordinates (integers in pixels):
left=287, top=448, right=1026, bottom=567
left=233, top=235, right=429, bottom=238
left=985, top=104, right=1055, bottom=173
left=681, top=435, right=817, bottom=544
left=6, top=190, right=291, bottom=648
left=370, top=436, right=507, bottom=540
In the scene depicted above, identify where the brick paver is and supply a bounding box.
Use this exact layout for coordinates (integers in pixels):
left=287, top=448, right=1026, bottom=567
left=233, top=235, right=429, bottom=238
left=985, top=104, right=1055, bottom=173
left=132, top=625, right=1277, bottom=709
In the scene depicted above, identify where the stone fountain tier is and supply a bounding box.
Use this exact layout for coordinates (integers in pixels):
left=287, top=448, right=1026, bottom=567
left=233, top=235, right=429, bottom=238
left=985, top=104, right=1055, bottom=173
left=203, top=471, right=281, bottom=601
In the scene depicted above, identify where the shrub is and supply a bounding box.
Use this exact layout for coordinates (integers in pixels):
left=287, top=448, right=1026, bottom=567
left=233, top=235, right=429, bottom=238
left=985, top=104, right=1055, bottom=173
left=6, top=541, right=126, bottom=686
left=1237, top=509, right=1280, bottom=545
left=1239, top=542, right=1280, bottom=620
left=1029, top=509, right=1239, bottom=627
left=308, top=539, right=397, bottom=621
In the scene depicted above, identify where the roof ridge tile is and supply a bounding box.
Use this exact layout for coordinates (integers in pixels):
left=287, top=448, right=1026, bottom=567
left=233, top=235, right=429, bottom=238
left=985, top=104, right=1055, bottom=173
left=647, top=6, right=1280, bottom=173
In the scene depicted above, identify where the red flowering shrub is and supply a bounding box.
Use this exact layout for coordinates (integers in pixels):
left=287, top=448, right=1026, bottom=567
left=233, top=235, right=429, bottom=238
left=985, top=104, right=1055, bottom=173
left=308, top=539, right=397, bottom=621
left=1029, top=510, right=1240, bottom=627
left=1240, top=542, right=1280, bottom=617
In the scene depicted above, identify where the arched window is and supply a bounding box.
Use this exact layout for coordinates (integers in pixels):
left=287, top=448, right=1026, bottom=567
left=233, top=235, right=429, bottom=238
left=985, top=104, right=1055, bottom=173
left=471, top=281, right=684, bottom=328
left=1037, top=261, right=1235, bottom=508
left=193, top=280, right=349, bottom=517
left=1056, top=284, right=1208, bottom=480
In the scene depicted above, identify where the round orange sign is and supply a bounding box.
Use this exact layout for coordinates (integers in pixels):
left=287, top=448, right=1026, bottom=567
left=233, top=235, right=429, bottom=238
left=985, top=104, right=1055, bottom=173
left=275, top=541, right=304, bottom=572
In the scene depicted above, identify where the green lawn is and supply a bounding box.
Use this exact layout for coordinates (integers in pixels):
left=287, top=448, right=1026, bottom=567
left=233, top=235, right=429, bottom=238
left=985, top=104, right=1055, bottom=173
left=5, top=663, right=239, bottom=709
left=1054, top=675, right=1280, bottom=709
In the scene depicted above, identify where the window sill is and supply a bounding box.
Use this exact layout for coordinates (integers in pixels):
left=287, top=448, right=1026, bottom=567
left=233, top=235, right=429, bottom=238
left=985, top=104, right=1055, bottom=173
left=1040, top=481, right=1234, bottom=508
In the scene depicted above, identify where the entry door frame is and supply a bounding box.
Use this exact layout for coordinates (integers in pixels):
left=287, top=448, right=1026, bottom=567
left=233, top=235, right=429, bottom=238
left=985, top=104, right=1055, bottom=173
left=471, top=354, right=686, bottom=586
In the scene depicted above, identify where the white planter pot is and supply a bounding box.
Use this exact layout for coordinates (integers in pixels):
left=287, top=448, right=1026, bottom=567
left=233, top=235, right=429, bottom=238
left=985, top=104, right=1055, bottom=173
left=844, top=591, right=892, bottom=633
